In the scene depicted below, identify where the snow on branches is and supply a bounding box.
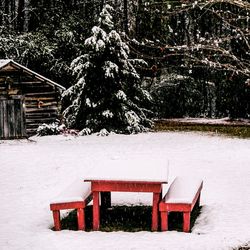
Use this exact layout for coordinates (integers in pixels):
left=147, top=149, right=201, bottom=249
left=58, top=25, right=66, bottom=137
left=127, top=0, right=249, bottom=78
left=62, top=4, right=152, bottom=135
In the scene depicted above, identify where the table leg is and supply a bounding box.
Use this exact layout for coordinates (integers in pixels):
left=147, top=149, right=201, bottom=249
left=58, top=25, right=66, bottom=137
left=152, top=192, right=160, bottom=231
left=52, top=210, right=61, bottom=231
left=93, top=191, right=100, bottom=230
left=183, top=212, right=191, bottom=233
left=77, top=208, right=84, bottom=230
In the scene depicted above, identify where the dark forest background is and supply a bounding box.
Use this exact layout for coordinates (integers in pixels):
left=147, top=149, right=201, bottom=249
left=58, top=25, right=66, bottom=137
left=1, top=0, right=249, bottom=119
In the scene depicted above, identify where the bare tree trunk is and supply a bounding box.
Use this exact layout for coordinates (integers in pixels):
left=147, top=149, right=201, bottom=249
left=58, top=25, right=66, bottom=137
left=10, top=0, right=16, bottom=28
left=23, top=0, right=30, bottom=32
left=17, top=0, right=25, bottom=31
left=4, top=0, right=11, bottom=28
left=100, top=0, right=104, bottom=11
left=123, top=0, right=128, bottom=34
left=0, top=0, right=2, bottom=26
left=135, top=0, right=142, bottom=39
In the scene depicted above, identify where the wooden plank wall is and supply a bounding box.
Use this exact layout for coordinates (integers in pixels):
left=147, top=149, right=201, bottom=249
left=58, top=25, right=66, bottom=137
left=0, top=67, right=61, bottom=138
left=23, top=80, right=60, bottom=135
left=0, top=99, right=26, bottom=139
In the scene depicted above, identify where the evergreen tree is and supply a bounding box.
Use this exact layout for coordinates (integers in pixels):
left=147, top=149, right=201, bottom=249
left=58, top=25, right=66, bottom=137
left=62, top=4, right=152, bottom=135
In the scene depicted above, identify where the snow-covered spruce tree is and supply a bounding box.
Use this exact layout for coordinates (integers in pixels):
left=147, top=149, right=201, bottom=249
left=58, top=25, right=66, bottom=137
left=62, top=4, right=152, bottom=135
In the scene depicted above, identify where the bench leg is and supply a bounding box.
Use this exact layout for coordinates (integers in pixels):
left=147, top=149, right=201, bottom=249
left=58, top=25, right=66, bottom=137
left=93, top=191, right=100, bottom=230
left=183, top=212, right=191, bottom=232
left=52, top=210, right=61, bottom=231
left=77, top=208, right=85, bottom=230
left=160, top=211, right=168, bottom=231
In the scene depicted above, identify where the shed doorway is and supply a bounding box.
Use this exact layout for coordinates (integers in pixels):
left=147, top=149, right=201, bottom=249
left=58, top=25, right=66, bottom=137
left=0, top=97, right=27, bottom=139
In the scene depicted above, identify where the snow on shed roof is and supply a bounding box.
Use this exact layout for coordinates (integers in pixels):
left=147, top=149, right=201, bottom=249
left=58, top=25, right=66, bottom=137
left=0, top=59, right=12, bottom=68
left=0, top=59, right=65, bottom=91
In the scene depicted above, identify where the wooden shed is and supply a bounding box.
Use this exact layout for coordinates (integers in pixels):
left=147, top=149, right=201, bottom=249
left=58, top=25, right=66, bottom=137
left=0, top=59, right=65, bottom=139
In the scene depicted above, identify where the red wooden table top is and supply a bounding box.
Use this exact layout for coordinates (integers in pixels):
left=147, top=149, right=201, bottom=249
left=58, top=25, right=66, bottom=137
left=84, top=179, right=167, bottom=193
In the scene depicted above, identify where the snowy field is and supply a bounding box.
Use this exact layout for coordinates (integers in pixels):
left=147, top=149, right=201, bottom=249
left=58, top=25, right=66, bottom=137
left=0, top=132, right=250, bottom=250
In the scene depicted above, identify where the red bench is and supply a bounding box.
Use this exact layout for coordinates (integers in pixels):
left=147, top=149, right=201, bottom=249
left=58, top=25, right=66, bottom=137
left=159, top=176, right=203, bottom=232
left=50, top=181, right=92, bottom=231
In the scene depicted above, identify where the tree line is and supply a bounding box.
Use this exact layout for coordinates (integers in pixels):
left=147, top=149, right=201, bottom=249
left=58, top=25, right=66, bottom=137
left=0, top=0, right=249, bottom=119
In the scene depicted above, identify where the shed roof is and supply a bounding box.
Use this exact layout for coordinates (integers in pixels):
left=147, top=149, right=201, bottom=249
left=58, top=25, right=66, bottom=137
left=0, top=59, right=65, bottom=91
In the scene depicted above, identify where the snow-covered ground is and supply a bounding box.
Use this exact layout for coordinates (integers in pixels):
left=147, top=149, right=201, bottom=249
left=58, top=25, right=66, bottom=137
left=0, top=132, right=250, bottom=250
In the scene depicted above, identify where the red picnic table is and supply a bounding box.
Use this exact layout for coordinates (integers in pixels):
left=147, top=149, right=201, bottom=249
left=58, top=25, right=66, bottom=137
left=84, top=178, right=167, bottom=231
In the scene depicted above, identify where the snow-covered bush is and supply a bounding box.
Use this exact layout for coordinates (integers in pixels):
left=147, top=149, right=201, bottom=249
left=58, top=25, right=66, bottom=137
left=79, top=128, right=91, bottom=136
left=62, top=4, right=153, bottom=135
left=36, top=123, right=62, bottom=136
left=97, top=128, right=110, bottom=136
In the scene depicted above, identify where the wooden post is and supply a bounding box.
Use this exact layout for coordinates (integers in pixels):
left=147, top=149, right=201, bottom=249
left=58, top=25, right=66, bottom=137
left=93, top=191, right=100, bottom=230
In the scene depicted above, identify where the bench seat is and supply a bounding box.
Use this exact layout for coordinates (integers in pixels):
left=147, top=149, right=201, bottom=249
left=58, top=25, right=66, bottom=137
left=159, top=176, right=203, bottom=232
left=50, top=180, right=92, bottom=231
